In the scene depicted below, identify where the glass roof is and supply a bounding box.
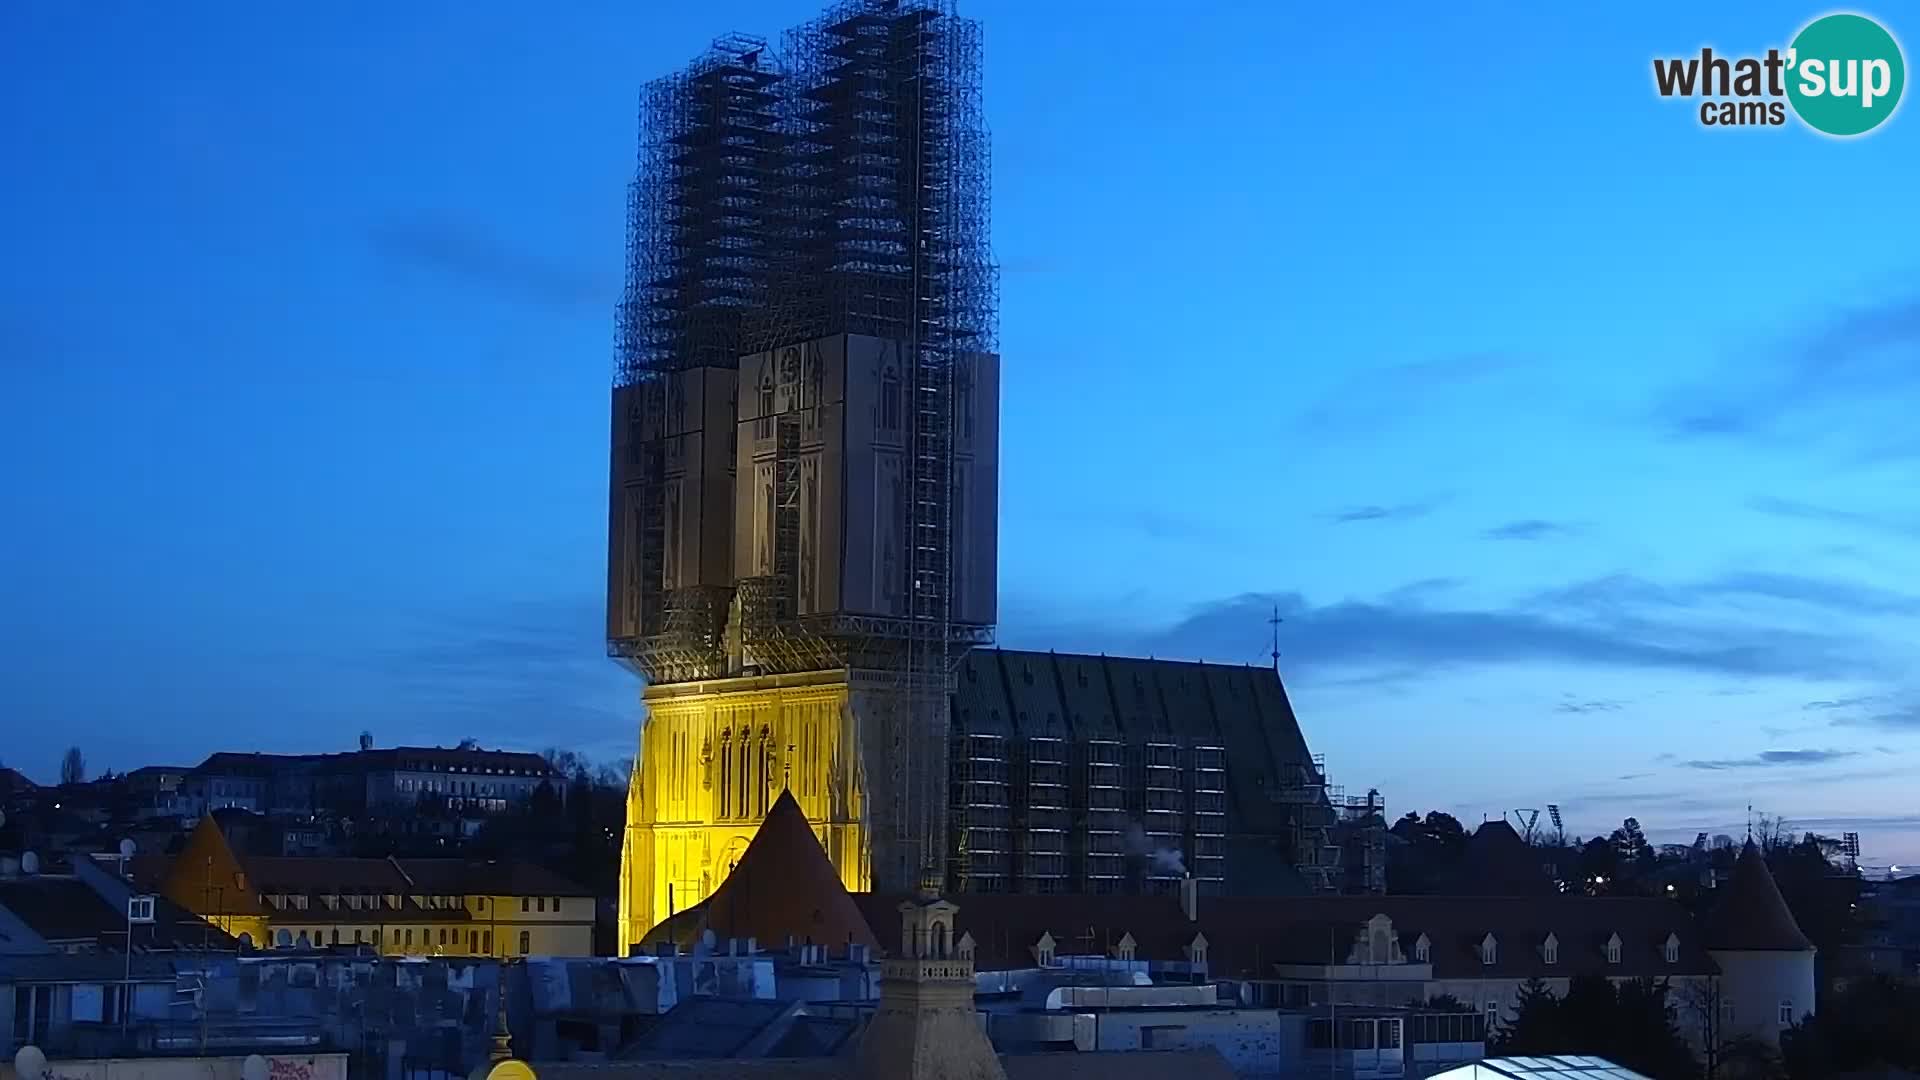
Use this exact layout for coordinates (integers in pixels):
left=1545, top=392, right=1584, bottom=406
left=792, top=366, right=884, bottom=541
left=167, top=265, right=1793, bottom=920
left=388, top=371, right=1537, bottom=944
left=1430, top=1056, right=1655, bottom=1080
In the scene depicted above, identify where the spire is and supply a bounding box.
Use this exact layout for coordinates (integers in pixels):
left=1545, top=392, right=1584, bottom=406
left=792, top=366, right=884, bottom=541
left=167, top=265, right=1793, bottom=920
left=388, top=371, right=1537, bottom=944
left=855, top=893, right=1005, bottom=1080
left=664, top=789, right=877, bottom=950
left=1706, top=841, right=1814, bottom=952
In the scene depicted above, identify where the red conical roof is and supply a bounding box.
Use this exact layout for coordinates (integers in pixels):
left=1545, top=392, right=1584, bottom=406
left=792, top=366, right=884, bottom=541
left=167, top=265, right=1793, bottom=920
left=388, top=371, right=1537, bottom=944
left=1706, top=842, right=1813, bottom=951
left=688, top=790, right=878, bottom=950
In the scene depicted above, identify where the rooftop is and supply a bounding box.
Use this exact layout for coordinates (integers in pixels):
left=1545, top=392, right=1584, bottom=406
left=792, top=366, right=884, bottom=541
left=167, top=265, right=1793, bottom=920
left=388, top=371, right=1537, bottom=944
left=1703, top=842, right=1814, bottom=952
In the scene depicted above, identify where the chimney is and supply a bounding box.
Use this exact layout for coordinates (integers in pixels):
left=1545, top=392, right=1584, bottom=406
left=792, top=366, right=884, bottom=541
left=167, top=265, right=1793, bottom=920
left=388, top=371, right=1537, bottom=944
left=1179, top=873, right=1198, bottom=922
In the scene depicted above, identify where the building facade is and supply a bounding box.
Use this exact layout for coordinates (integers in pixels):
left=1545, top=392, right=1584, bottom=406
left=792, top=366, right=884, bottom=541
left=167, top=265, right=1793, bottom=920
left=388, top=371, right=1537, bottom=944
left=620, top=649, right=1351, bottom=949
left=152, top=818, right=595, bottom=958
left=188, top=745, right=558, bottom=820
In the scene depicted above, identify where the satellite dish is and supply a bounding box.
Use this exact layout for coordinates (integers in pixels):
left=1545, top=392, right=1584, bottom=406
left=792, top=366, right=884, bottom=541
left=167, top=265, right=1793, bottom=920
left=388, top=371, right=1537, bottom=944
left=242, top=1054, right=269, bottom=1080
left=14, top=1045, right=49, bottom=1080
left=119, top=838, right=137, bottom=858
left=20, top=852, right=38, bottom=875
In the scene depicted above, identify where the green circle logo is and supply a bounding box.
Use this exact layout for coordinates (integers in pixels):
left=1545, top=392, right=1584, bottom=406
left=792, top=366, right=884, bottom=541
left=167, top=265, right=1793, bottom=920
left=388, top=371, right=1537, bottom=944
left=1787, top=13, right=1906, bottom=136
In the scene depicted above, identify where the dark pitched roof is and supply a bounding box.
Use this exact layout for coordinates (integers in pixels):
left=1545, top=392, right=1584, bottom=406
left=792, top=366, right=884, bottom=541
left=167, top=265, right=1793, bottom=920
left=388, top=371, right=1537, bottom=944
left=0, top=877, right=122, bottom=944
left=156, top=816, right=590, bottom=915
left=1705, top=842, right=1814, bottom=951
left=0, top=875, right=233, bottom=951
left=852, top=892, right=1716, bottom=981
left=1447, top=821, right=1557, bottom=896
left=244, top=856, right=592, bottom=898
left=646, top=791, right=878, bottom=951
left=1003, top=1050, right=1238, bottom=1080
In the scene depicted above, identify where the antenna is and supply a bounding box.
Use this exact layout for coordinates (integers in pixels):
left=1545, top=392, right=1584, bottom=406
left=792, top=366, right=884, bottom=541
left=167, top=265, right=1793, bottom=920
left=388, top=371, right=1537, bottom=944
left=1268, top=605, right=1283, bottom=673
left=1508, top=809, right=1540, bottom=844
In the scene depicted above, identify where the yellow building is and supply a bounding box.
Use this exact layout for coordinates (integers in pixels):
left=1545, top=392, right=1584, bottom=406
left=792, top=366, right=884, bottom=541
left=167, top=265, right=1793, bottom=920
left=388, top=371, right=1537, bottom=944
left=620, top=668, right=893, bottom=953
left=152, top=817, right=596, bottom=957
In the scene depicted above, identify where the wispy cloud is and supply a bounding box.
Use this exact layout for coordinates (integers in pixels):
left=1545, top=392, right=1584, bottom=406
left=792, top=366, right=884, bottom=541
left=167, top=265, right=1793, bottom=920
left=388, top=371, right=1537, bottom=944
left=1484, top=519, right=1574, bottom=542
left=1328, top=502, right=1438, bottom=525
left=1532, top=571, right=1920, bottom=619
left=1804, top=695, right=1885, bottom=711
left=1831, top=702, right=1920, bottom=730
left=1117, top=586, right=1879, bottom=683
left=1749, top=496, right=1920, bottom=542
left=1681, top=749, right=1858, bottom=770
left=1301, top=353, right=1518, bottom=435
left=1658, top=293, right=1920, bottom=461
left=1557, top=699, right=1624, bottom=714
left=369, top=214, right=612, bottom=313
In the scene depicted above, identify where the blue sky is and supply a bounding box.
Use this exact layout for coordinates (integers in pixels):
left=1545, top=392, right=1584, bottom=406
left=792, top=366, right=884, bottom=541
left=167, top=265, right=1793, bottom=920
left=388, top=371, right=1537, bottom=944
left=4, top=3, right=1918, bottom=865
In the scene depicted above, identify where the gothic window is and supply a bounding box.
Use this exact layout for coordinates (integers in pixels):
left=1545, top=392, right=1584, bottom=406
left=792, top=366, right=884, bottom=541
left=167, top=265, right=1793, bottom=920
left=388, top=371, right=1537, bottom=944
left=881, top=366, right=901, bottom=432
left=737, top=728, right=751, bottom=819
left=719, top=731, right=733, bottom=819
left=958, top=363, right=975, bottom=439
left=758, top=371, right=775, bottom=433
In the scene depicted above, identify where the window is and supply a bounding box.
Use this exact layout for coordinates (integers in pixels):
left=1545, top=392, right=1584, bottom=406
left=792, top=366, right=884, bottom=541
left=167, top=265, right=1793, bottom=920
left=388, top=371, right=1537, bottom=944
left=1480, top=934, right=1497, bottom=966
left=550, top=897, right=561, bottom=913
left=1606, top=934, right=1622, bottom=965
left=355, top=930, right=364, bottom=944
left=1665, top=934, right=1681, bottom=964
left=1779, top=1000, right=1794, bottom=1025
left=522, top=897, right=530, bottom=913
left=405, top=929, right=413, bottom=947
left=330, top=929, right=340, bottom=945
left=537, top=897, right=546, bottom=913
left=478, top=897, right=487, bottom=911
left=519, top=930, right=531, bottom=955
left=13, top=984, right=53, bottom=1046
left=470, top=931, right=479, bottom=953
left=1543, top=935, right=1558, bottom=964
left=128, top=895, right=155, bottom=922
left=439, top=928, right=448, bottom=946
left=484, top=930, right=493, bottom=954
left=1485, top=1000, right=1500, bottom=1027
left=1414, top=934, right=1430, bottom=963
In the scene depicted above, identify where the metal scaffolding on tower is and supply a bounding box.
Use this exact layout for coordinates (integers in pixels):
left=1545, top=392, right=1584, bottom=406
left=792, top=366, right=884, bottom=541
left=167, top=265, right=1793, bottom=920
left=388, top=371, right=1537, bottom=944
left=610, top=0, right=996, bottom=895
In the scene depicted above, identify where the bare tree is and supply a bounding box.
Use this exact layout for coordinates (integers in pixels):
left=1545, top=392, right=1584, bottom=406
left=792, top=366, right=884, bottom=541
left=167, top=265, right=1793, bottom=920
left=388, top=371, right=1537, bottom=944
left=59, top=746, right=86, bottom=786
left=1680, top=976, right=1727, bottom=1080
left=1753, top=813, right=1794, bottom=853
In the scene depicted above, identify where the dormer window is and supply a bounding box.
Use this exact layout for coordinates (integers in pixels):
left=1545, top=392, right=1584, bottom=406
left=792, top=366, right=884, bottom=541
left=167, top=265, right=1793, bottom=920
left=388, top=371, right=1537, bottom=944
left=1606, top=933, right=1623, bottom=965
left=1186, top=932, right=1209, bottom=969
left=1414, top=934, right=1431, bottom=963
left=1033, top=931, right=1056, bottom=968
left=1480, top=933, right=1497, bottom=966
left=1543, top=933, right=1559, bottom=965
left=1114, top=932, right=1137, bottom=962
left=1664, top=933, right=1680, bottom=964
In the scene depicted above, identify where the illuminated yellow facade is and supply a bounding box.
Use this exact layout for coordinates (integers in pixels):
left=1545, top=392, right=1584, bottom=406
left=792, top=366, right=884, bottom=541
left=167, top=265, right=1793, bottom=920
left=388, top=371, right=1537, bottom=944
left=619, top=668, right=873, bottom=952
left=159, top=817, right=595, bottom=957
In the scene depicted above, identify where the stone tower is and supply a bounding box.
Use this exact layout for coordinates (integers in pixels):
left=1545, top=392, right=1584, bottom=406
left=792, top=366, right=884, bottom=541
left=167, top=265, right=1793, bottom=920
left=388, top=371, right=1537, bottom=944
left=854, top=873, right=1004, bottom=1080
left=1705, top=841, right=1817, bottom=1045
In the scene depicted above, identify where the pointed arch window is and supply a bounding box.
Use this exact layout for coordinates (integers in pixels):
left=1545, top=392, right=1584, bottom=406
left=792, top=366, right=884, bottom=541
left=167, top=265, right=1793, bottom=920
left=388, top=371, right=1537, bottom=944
left=1606, top=933, right=1623, bottom=965
left=880, top=366, right=901, bottom=432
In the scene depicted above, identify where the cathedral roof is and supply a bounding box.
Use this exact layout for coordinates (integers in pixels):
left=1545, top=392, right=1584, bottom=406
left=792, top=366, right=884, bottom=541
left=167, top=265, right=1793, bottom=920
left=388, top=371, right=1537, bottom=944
left=1704, top=841, right=1813, bottom=952
left=650, top=789, right=878, bottom=951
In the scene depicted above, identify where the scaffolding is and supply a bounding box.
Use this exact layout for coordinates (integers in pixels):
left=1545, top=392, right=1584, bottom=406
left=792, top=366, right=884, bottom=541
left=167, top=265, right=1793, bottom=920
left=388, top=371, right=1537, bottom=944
left=610, top=1, right=996, bottom=896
